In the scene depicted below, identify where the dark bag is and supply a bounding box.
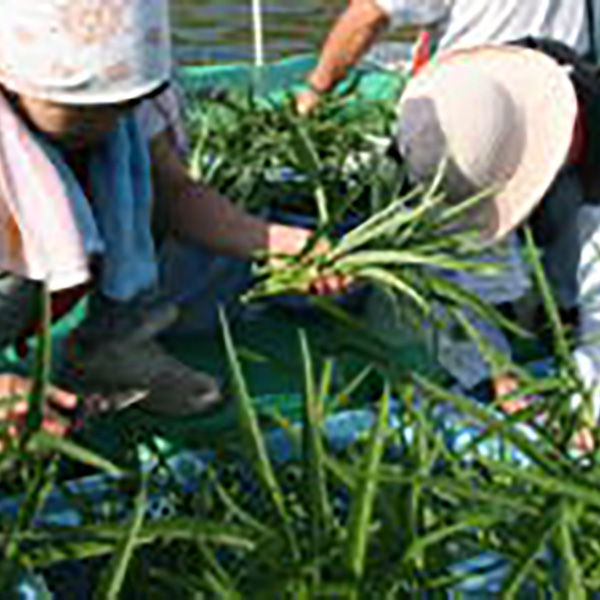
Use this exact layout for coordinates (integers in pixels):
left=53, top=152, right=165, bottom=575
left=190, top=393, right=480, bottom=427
left=513, top=36, right=600, bottom=201
left=586, top=0, right=597, bottom=63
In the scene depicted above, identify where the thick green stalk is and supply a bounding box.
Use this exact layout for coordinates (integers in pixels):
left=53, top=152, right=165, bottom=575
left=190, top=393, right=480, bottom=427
left=26, top=283, right=52, bottom=433
left=94, top=480, right=147, bottom=600
left=300, top=331, right=332, bottom=559
left=345, top=386, right=391, bottom=588
left=219, top=308, right=299, bottom=559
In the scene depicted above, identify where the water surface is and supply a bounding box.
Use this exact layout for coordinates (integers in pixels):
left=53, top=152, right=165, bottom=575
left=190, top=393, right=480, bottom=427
left=171, top=0, right=348, bottom=63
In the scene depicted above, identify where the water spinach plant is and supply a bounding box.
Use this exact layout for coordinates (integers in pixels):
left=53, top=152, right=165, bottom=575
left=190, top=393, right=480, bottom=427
left=1, top=75, right=600, bottom=599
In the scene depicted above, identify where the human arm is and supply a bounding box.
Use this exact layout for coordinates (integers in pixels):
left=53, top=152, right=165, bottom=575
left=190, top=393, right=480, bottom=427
left=150, top=132, right=346, bottom=293
left=495, top=205, right=600, bottom=451
left=297, top=0, right=449, bottom=114
left=150, top=131, right=304, bottom=258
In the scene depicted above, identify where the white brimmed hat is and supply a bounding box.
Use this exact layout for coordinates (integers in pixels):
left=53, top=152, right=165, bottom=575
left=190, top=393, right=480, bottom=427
left=0, top=0, right=171, bottom=105
left=397, top=45, right=578, bottom=243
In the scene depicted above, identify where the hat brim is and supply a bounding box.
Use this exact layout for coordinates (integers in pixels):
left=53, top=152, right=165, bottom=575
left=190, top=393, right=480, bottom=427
left=400, top=45, right=578, bottom=243
left=0, top=75, right=171, bottom=107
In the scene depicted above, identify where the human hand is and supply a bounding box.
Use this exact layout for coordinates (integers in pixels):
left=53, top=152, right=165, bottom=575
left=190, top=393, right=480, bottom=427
left=295, top=88, right=321, bottom=116
left=0, top=374, right=78, bottom=440
left=494, top=374, right=547, bottom=422
left=493, top=374, right=600, bottom=453
left=493, top=374, right=528, bottom=414
left=266, top=222, right=350, bottom=295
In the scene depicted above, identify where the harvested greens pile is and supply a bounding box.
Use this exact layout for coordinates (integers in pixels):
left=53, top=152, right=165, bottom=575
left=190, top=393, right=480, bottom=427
left=6, top=287, right=600, bottom=598
left=185, top=84, right=404, bottom=220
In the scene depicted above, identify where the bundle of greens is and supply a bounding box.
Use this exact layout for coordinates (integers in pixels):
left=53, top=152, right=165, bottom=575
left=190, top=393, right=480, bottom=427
left=246, top=168, right=522, bottom=346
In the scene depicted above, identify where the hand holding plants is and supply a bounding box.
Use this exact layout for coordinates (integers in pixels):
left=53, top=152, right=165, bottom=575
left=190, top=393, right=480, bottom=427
left=295, top=87, right=321, bottom=116
left=265, top=222, right=350, bottom=295
left=494, top=373, right=528, bottom=414
left=0, top=374, right=77, bottom=441
left=494, top=373, right=597, bottom=452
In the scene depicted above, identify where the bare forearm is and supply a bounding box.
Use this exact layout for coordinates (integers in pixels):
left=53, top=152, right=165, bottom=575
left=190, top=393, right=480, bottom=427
left=170, top=182, right=270, bottom=259
left=151, top=133, right=315, bottom=261
left=150, top=133, right=266, bottom=258
left=308, top=0, right=390, bottom=94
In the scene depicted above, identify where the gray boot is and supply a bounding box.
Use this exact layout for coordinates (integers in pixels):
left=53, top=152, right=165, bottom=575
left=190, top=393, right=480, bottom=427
left=0, top=273, right=40, bottom=351
left=58, top=291, right=222, bottom=417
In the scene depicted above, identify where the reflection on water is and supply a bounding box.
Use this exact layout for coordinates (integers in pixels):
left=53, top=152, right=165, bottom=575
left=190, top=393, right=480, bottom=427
left=171, top=0, right=345, bottom=63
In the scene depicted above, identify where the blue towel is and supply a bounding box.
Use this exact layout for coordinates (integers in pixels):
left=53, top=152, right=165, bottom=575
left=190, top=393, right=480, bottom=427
left=40, top=115, right=157, bottom=301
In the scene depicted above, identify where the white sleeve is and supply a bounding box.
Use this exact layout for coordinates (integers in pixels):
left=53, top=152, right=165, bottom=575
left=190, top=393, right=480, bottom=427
left=572, top=206, right=600, bottom=422
left=135, top=84, right=189, bottom=155
left=373, top=0, right=450, bottom=27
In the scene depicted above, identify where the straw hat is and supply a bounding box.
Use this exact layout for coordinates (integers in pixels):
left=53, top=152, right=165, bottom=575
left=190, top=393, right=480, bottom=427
left=0, top=0, right=171, bottom=105
left=397, top=45, right=578, bottom=243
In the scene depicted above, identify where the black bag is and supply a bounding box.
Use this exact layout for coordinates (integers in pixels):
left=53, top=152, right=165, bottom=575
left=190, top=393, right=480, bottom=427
left=513, top=36, right=600, bottom=201
left=587, top=0, right=597, bottom=63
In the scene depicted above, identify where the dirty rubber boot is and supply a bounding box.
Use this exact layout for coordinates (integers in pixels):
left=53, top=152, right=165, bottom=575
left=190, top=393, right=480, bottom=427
left=0, top=273, right=40, bottom=351
left=58, top=292, right=222, bottom=417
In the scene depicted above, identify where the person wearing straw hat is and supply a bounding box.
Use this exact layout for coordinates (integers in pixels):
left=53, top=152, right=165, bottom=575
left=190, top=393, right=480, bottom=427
left=0, top=0, right=340, bottom=426
left=396, top=40, right=600, bottom=449
left=296, top=0, right=598, bottom=115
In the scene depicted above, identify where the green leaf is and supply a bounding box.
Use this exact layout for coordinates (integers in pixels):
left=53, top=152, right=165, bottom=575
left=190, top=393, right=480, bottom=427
left=19, top=520, right=257, bottom=568
left=212, top=471, right=274, bottom=537
left=426, top=272, right=531, bottom=338
left=337, top=249, right=495, bottom=272
left=555, top=501, right=586, bottom=600
left=356, top=267, right=429, bottom=312
left=299, top=331, right=332, bottom=557
left=345, top=386, right=390, bottom=581
left=523, top=228, right=573, bottom=371
left=331, top=190, right=426, bottom=258
left=500, top=503, right=561, bottom=599
left=402, top=513, right=498, bottom=564
left=27, top=283, right=52, bottom=433
left=219, top=308, right=298, bottom=558
left=28, top=431, right=123, bottom=477
left=94, top=480, right=147, bottom=600
left=289, top=120, right=329, bottom=225
left=478, top=459, right=600, bottom=510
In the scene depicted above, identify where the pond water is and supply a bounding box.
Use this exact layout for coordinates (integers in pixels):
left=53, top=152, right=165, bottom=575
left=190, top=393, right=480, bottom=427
left=171, top=0, right=346, bottom=64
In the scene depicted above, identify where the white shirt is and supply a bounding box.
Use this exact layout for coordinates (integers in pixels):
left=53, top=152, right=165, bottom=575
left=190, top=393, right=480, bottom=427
left=374, top=0, right=592, bottom=55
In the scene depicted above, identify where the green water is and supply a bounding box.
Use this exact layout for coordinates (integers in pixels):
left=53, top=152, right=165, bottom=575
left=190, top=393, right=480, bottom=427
left=171, top=0, right=346, bottom=63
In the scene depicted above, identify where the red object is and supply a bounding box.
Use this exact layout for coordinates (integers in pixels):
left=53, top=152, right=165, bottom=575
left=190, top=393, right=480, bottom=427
left=412, top=30, right=431, bottom=75
left=15, top=283, right=90, bottom=358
